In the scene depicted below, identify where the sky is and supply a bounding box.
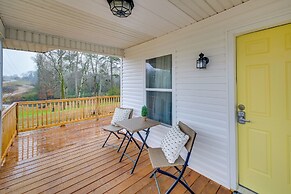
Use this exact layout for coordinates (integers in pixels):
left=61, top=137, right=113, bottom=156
left=3, top=49, right=37, bottom=76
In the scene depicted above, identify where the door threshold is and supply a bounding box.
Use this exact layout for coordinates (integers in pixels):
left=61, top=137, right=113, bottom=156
left=234, top=185, right=258, bottom=194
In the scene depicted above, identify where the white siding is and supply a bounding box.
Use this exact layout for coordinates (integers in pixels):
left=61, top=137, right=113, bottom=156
left=121, top=0, right=291, bottom=189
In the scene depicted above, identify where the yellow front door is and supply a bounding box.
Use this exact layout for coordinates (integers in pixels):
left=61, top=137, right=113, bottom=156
left=237, top=24, right=291, bottom=194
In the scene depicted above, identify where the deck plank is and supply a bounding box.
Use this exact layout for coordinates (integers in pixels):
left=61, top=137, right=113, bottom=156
left=137, top=167, right=178, bottom=194
left=0, top=118, right=231, bottom=194
left=118, top=167, right=171, bottom=194
left=43, top=150, right=139, bottom=193
left=217, top=186, right=233, bottom=194
left=63, top=152, right=148, bottom=194
left=0, top=137, right=108, bottom=178
left=22, top=146, right=138, bottom=193
left=202, top=180, right=221, bottom=194
left=104, top=161, right=155, bottom=194
left=4, top=143, right=128, bottom=193
left=89, top=157, right=151, bottom=194
left=190, top=174, right=210, bottom=194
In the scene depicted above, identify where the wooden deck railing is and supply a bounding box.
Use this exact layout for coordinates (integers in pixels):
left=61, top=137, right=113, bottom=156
left=1, top=96, right=119, bottom=164
left=1, top=103, right=18, bottom=163
left=17, top=96, right=120, bottom=132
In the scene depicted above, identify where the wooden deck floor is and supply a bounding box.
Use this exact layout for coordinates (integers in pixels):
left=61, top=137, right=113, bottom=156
left=0, top=118, right=232, bottom=194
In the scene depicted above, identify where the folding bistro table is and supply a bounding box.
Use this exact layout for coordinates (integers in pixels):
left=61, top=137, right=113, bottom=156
left=116, top=117, right=160, bottom=174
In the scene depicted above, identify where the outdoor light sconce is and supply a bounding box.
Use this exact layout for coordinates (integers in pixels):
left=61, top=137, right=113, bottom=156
left=107, top=0, right=134, bottom=18
left=196, top=53, right=209, bottom=69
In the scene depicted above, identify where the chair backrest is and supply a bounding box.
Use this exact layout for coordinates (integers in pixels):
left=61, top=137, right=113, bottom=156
left=178, top=121, right=197, bottom=153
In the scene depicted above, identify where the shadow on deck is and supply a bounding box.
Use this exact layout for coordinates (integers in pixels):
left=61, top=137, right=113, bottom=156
left=0, top=117, right=232, bottom=194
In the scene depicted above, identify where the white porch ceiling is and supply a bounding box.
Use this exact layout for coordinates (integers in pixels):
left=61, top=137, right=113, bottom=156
left=0, top=0, right=249, bottom=56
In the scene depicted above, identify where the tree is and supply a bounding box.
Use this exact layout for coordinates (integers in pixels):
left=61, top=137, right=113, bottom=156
left=21, top=71, right=37, bottom=85
left=33, top=50, right=121, bottom=99
left=88, top=54, right=101, bottom=96
left=34, top=54, right=57, bottom=99
left=100, top=56, right=121, bottom=89
left=44, top=50, right=67, bottom=99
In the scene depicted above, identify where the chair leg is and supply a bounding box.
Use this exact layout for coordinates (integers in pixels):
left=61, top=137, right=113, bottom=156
left=174, top=166, right=189, bottom=186
left=102, top=132, right=112, bottom=148
left=153, top=171, right=161, bottom=194
left=166, top=175, right=183, bottom=194
left=150, top=168, right=159, bottom=178
left=158, top=168, right=194, bottom=194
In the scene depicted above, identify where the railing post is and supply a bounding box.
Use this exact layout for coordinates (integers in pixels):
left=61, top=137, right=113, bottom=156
left=96, top=96, right=99, bottom=121
left=15, top=103, right=18, bottom=134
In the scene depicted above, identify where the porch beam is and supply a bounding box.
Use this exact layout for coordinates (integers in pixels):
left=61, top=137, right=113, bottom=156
left=4, top=27, right=124, bottom=57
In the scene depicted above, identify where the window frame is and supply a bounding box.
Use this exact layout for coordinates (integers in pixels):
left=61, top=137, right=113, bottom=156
left=144, top=54, right=175, bottom=127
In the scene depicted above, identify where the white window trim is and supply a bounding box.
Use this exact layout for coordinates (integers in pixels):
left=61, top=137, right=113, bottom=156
left=144, top=53, right=175, bottom=126
left=145, top=88, right=172, bottom=92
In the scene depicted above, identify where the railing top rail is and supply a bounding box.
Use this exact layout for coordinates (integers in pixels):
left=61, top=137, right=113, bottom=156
left=17, top=96, right=120, bottom=105
left=2, top=102, right=17, bottom=118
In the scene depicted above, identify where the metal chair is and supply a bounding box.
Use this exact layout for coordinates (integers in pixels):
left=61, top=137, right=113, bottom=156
left=148, top=121, right=197, bottom=194
left=102, top=108, right=138, bottom=152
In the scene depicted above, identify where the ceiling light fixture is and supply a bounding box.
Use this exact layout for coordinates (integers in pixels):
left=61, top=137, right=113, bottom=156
left=107, top=0, right=134, bottom=18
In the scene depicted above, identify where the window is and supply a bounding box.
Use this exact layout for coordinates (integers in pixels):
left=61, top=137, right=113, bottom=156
left=146, top=54, right=172, bottom=125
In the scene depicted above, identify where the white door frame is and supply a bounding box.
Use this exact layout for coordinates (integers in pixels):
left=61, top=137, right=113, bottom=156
left=227, top=14, right=291, bottom=190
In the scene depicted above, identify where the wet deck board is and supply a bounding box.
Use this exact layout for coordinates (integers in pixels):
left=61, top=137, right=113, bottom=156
left=0, top=118, right=231, bottom=194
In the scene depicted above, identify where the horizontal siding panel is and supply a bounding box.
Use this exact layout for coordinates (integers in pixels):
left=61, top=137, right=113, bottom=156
left=122, top=89, right=143, bottom=94
left=122, top=91, right=143, bottom=96
left=176, top=89, right=227, bottom=98
left=177, top=114, right=227, bottom=129
left=191, top=152, right=228, bottom=186
left=176, top=69, right=226, bottom=77
left=176, top=76, right=226, bottom=84
left=193, top=148, right=228, bottom=172
left=176, top=83, right=226, bottom=91
left=175, top=117, right=228, bottom=140
left=122, top=68, right=143, bottom=74
left=122, top=103, right=141, bottom=110
left=122, top=80, right=143, bottom=84
left=177, top=106, right=227, bottom=119
left=177, top=95, right=227, bottom=105
left=197, top=138, right=228, bottom=155
left=177, top=100, right=227, bottom=112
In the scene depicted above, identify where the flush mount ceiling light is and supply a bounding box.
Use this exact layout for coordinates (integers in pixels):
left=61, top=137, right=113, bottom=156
left=107, top=0, right=134, bottom=18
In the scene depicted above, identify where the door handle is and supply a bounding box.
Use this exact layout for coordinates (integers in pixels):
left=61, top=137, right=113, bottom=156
left=237, top=104, right=251, bottom=124
left=238, top=117, right=251, bottom=124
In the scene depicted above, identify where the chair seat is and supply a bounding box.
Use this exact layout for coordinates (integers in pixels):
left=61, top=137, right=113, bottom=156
left=102, top=125, right=123, bottom=132
left=148, top=147, right=185, bottom=168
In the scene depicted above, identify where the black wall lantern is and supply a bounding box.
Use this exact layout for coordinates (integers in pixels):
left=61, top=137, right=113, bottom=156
left=196, top=53, right=209, bottom=69
left=107, top=0, right=134, bottom=18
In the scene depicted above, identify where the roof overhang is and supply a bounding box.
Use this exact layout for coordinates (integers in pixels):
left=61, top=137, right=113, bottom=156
left=4, top=27, right=124, bottom=56
left=0, top=0, right=253, bottom=56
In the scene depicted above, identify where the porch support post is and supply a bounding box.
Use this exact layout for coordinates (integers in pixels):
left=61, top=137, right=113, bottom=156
left=0, top=37, right=3, bottom=157
left=0, top=18, right=4, bottom=158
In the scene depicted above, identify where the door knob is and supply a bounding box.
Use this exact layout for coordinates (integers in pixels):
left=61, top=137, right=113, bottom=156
left=237, top=104, right=251, bottom=124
